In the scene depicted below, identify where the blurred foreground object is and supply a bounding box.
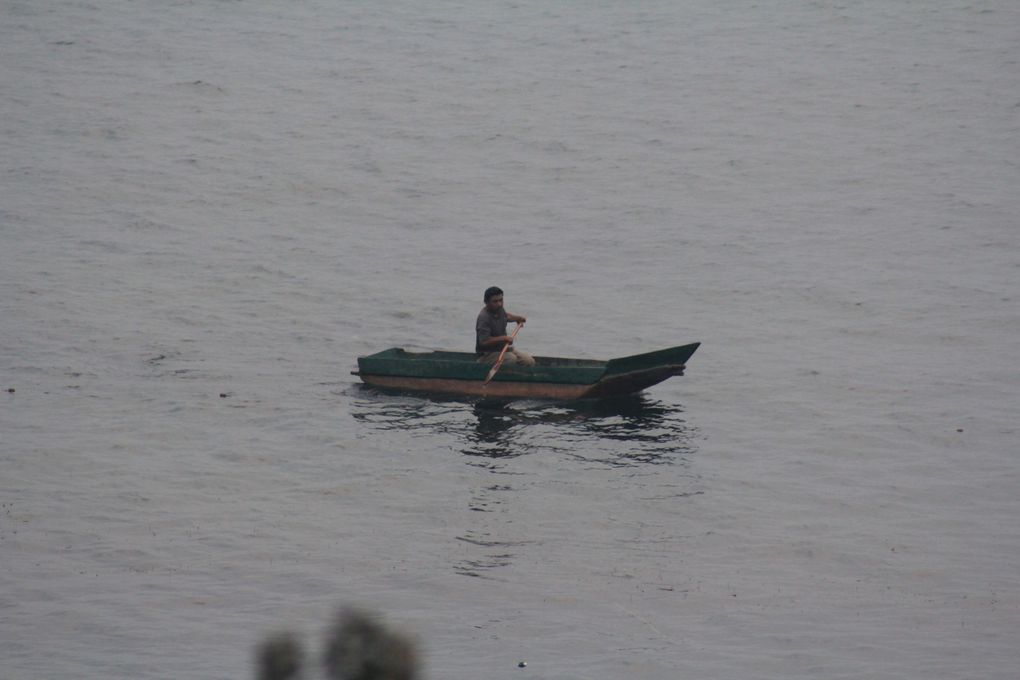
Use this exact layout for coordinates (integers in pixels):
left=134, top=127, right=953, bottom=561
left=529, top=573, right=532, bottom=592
left=256, top=606, right=419, bottom=680
left=257, top=632, right=303, bottom=680
left=323, top=608, right=419, bottom=680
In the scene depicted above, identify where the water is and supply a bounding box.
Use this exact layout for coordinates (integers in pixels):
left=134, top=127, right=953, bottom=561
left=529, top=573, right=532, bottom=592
left=2, top=1, right=1018, bottom=678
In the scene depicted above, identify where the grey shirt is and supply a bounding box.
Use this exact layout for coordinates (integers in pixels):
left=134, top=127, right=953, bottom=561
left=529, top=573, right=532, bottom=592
left=476, top=307, right=508, bottom=354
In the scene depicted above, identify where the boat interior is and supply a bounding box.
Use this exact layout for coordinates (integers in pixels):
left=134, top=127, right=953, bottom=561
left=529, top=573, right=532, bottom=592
left=394, top=348, right=607, bottom=368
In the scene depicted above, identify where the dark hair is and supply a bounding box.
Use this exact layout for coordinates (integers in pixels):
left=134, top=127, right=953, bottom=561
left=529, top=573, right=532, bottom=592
left=484, top=286, right=503, bottom=302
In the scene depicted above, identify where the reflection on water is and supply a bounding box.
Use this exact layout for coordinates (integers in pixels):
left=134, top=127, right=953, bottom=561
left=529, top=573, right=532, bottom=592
left=350, top=387, right=698, bottom=467
left=467, top=395, right=698, bottom=466
left=349, top=387, right=700, bottom=578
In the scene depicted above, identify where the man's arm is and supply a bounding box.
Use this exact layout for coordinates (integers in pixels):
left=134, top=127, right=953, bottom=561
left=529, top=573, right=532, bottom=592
left=479, top=316, right=524, bottom=349
left=477, top=317, right=513, bottom=351
left=479, top=336, right=512, bottom=350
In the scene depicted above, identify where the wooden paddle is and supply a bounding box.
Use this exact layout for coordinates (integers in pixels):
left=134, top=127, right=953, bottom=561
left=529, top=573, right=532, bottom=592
left=484, top=322, right=524, bottom=384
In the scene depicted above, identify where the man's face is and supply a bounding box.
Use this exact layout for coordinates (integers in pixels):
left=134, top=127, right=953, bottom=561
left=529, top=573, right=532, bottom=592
left=486, top=294, right=504, bottom=313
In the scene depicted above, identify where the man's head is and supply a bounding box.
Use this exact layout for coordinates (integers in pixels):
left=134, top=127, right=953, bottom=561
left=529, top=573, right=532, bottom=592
left=484, top=286, right=504, bottom=312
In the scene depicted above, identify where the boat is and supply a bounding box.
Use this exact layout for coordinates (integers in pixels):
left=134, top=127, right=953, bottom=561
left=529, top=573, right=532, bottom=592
left=353, top=342, right=700, bottom=400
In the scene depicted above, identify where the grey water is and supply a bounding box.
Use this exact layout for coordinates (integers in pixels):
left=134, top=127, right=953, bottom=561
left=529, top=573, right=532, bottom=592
left=2, top=1, right=1018, bottom=678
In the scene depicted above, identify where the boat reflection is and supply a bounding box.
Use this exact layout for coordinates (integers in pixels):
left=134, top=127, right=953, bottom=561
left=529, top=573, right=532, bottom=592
left=350, top=386, right=697, bottom=467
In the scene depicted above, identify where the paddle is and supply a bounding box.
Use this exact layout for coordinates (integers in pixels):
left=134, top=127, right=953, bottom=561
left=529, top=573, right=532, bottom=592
left=484, top=322, right=523, bottom=384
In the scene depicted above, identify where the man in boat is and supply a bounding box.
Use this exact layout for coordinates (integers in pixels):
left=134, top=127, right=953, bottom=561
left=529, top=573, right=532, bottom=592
left=476, top=286, right=536, bottom=367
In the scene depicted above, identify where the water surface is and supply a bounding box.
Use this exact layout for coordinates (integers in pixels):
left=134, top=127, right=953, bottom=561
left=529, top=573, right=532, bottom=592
left=2, top=1, right=1018, bottom=678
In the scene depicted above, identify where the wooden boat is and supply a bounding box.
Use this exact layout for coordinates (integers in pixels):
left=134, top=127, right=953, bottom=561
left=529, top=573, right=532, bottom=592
left=353, top=342, right=700, bottom=400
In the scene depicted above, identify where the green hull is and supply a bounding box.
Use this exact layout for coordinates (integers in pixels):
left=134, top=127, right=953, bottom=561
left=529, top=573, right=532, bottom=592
left=354, top=342, right=699, bottom=400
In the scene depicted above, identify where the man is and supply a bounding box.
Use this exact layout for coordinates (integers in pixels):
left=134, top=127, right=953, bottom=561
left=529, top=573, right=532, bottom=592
left=475, top=286, right=536, bottom=367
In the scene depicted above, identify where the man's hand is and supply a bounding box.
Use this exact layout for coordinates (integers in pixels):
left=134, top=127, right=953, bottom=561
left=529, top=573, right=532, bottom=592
left=483, top=336, right=513, bottom=350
